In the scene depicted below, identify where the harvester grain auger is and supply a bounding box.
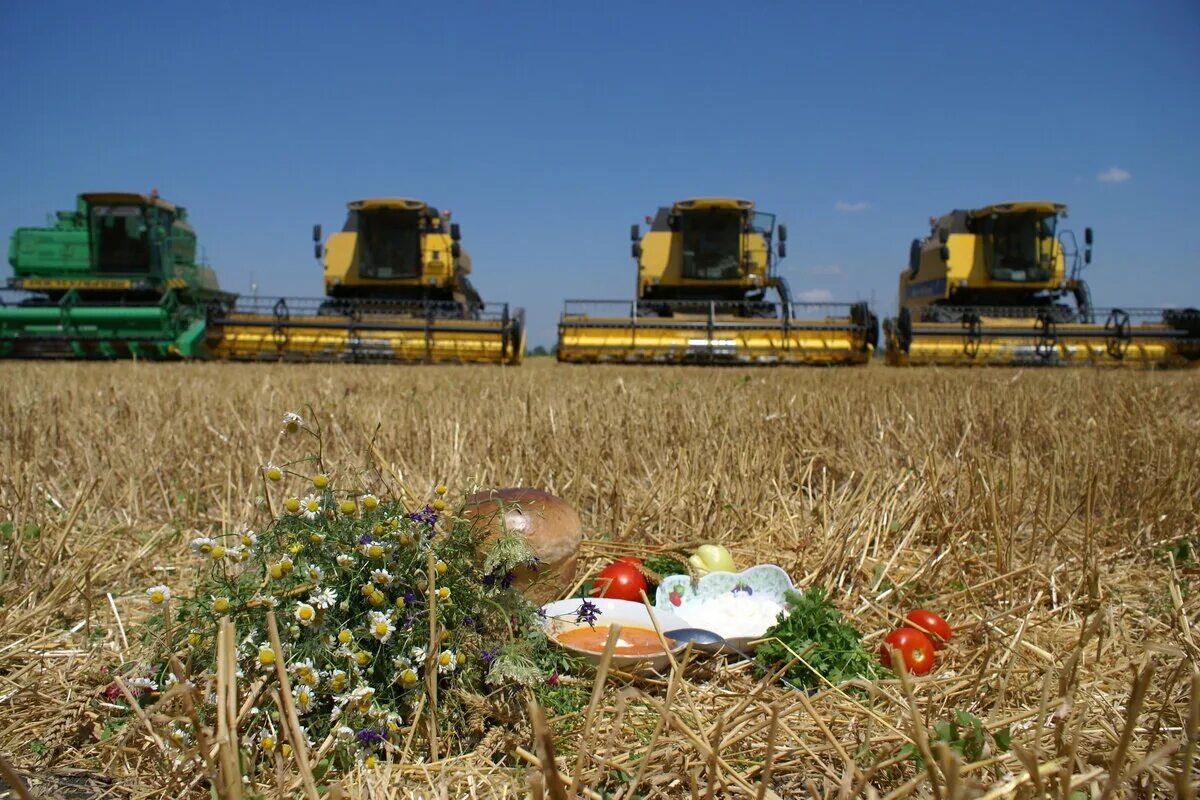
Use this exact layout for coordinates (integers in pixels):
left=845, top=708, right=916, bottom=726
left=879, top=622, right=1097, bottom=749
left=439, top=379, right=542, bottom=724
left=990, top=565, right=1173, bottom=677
left=556, top=198, right=877, bottom=364
left=882, top=201, right=1199, bottom=367
left=0, top=191, right=233, bottom=359
left=206, top=198, right=525, bottom=364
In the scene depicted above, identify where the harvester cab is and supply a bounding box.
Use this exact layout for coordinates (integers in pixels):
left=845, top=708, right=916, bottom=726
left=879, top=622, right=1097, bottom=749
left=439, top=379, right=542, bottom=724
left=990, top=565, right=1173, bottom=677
left=884, top=201, right=1199, bottom=366
left=557, top=197, right=877, bottom=364
left=1, top=191, right=230, bottom=358
left=207, top=197, right=525, bottom=364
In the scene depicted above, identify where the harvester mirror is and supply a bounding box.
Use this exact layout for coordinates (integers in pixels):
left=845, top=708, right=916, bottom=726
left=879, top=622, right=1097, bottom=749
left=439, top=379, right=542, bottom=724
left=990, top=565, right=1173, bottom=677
left=1084, top=227, right=1094, bottom=246
left=777, top=242, right=787, bottom=259
left=1085, top=249, right=1092, bottom=265
left=451, top=242, right=462, bottom=258
left=630, top=224, right=640, bottom=241
left=631, top=242, right=642, bottom=258
left=312, top=224, right=322, bottom=242
left=909, top=239, right=922, bottom=277
left=450, top=223, right=461, bottom=241
left=777, top=224, right=788, bottom=242
left=314, top=243, right=322, bottom=260
left=938, top=227, right=949, bottom=244
left=939, top=245, right=951, bottom=262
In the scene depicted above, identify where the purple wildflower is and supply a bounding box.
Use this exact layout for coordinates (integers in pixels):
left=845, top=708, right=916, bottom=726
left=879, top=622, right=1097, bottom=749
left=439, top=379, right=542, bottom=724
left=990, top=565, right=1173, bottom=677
left=500, top=571, right=515, bottom=589
left=482, top=573, right=496, bottom=587
left=406, top=506, right=438, bottom=526
left=356, top=728, right=385, bottom=745
left=358, top=533, right=374, bottom=545
left=479, top=647, right=498, bottom=664
left=403, top=591, right=417, bottom=605
left=574, top=599, right=601, bottom=626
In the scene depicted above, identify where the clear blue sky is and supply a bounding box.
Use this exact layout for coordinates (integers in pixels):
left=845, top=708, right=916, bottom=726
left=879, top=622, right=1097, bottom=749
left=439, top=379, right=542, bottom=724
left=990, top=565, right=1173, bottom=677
left=2, top=1, right=1197, bottom=346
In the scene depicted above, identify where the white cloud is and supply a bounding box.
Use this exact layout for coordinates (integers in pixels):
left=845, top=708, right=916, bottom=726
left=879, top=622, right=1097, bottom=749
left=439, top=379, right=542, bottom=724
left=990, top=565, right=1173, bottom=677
left=801, top=264, right=843, bottom=276
left=1096, top=166, right=1131, bottom=184
left=793, top=289, right=834, bottom=303
left=835, top=200, right=871, bottom=213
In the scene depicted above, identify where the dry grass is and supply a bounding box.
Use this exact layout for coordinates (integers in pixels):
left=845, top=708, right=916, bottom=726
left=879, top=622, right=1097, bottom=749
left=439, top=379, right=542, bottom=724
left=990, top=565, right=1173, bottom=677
left=0, top=360, right=1198, bottom=798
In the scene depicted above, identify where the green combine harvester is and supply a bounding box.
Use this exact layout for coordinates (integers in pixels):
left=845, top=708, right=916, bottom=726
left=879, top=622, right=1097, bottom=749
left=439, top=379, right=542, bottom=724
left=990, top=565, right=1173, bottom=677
left=0, top=191, right=232, bottom=358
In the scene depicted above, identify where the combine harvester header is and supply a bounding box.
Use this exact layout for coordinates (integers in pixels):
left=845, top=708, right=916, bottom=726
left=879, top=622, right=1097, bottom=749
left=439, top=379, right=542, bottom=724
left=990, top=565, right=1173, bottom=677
left=557, top=198, right=877, bottom=364
left=1, top=191, right=231, bottom=358
left=883, top=201, right=1199, bottom=367
left=206, top=198, right=525, bottom=364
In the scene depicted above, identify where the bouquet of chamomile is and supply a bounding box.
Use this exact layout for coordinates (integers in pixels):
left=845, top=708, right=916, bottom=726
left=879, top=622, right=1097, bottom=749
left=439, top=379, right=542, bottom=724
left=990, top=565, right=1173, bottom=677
left=140, top=411, right=567, bottom=776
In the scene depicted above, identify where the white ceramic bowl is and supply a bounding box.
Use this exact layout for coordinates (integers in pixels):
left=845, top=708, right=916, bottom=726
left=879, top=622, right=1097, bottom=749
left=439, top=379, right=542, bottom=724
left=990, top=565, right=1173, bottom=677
left=540, top=597, right=690, bottom=671
left=653, top=564, right=797, bottom=651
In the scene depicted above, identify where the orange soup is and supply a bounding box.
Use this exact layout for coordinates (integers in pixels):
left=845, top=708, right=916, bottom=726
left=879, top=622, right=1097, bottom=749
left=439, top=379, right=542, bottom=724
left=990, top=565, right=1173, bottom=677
left=557, top=625, right=673, bottom=655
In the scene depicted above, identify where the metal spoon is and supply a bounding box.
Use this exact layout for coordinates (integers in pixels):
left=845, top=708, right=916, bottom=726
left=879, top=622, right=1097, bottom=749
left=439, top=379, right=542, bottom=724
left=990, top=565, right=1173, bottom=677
left=664, top=627, right=755, bottom=661
left=665, top=627, right=810, bottom=693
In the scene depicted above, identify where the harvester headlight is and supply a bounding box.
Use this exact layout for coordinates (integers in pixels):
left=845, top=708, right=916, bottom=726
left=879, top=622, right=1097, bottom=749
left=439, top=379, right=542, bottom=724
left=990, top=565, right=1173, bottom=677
left=749, top=274, right=760, bottom=286
left=651, top=278, right=661, bottom=286
left=959, top=279, right=969, bottom=288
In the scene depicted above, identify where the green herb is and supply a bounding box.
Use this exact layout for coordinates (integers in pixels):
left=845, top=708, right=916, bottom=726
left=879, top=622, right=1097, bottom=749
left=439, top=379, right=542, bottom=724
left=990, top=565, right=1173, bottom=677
left=900, top=709, right=1011, bottom=769
left=641, top=554, right=689, bottom=584
left=754, top=587, right=885, bottom=689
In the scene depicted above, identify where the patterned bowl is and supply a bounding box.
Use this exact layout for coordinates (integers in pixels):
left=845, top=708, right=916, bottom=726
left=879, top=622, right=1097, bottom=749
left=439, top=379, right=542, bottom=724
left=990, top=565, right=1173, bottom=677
left=653, top=564, right=797, bottom=651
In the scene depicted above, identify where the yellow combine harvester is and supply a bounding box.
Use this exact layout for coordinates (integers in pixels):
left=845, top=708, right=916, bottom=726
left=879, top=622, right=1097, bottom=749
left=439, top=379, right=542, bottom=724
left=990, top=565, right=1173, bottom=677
left=557, top=198, right=877, bottom=364
left=209, top=198, right=525, bottom=364
left=883, top=201, right=1199, bottom=367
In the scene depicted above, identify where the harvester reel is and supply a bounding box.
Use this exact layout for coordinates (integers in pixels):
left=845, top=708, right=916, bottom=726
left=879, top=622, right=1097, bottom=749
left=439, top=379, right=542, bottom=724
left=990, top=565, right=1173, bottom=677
left=961, top=310, right=983, bottom=359
left=1104, top=309, right=1132, bottom=360
left=1034, top=312, right=1058, bottom=360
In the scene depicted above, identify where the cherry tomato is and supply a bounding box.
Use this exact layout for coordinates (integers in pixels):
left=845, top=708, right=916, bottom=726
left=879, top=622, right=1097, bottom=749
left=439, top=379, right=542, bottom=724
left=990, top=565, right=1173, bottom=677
left=905, top=609, right=951, bottom=650
left=590, top=561, right=648, bottom=602
left=879, top=627, right=935, bottom=675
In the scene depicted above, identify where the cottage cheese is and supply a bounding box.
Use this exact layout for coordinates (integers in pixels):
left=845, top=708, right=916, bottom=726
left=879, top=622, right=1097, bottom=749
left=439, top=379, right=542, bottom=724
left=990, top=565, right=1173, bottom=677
left=683, top=595, right=785, bottom=640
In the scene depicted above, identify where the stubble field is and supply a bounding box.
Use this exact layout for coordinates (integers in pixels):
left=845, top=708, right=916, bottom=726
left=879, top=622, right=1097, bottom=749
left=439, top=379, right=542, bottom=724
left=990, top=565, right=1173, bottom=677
left=0, top=360, right=1198, bottom=799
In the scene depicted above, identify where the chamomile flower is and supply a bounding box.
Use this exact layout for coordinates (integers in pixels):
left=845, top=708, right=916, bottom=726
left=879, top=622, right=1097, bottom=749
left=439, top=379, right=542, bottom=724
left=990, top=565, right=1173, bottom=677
left=239, top=530, right=258, bottom=548
left=128, top=676, right=159, bottom=692
left=293, top=684, right=315, bottom=714
left=432, top=498, right=447, bottom=512
left=398, top=668, right=418, bottom=686
left=335, top=553, right=355, bottom=568
left=410, top=645, right=427, bottom=664
left=294, top=602, right=317, bottom=627
left=370, top=569, right=393, bottom=587
left=435, top=484, right=447, bottom=495
left=362, top=494, right=379, bottom=511
left=437, top=586, right=451, bottom=601
left=256, top=645, right=276, bottom=670
left=435, top=560, right=448, bottom=575
left=361, top=541, right=386, bottom=559
left=305, top=565, right=325, bottom=584
left=293, top=659, right=318, bottom=687
left=338, top=499, right=356, bottom=516
left=258, top=730, right=278, bottom=753
left=282, top=412, right=303, bottom=434
left=146, top=585, right=171, bottom=606
left=438, top=650, right=457, bottom=674
left=312, top=474, right=330, bottom=490
left=189, top=537, right=215, bottom=556
left=264, top=464, right=283, bottom=482
left=310, top=587, right=337, bottom=610
left=335, top=725, right=355, bottom=741
left=284, top=497, right=301, bottom=514
left=212, top=596, right=231, bottom=613
left=367, top=612, right=395, bottom=643
left=327, top=669, right=348, bottom=693
left=300, top=495, right=322, bottom=521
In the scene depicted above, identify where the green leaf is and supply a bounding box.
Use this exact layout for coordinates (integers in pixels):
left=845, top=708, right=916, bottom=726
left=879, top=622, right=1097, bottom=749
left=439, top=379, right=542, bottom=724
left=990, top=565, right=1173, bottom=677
left=994, top=727, right=1012, bottom=752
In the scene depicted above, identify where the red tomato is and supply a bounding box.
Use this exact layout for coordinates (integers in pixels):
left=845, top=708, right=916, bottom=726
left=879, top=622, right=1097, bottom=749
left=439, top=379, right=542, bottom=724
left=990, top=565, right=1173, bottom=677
left=905, top=609, right=951, bottom=649
left=616, top=556, right=644, bottom=568
left=879, top=627, right=935, bottom=675
left=590, top=561, right=648, bottom=602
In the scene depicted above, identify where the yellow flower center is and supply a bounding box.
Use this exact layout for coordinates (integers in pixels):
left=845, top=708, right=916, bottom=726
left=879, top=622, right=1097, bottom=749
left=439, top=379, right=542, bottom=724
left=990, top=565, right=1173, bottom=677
left=266, top=467, right=282, bottom=482
left=209, top=546, right=224, bottom=559
left=284, top=498, right=300, bottom=513
left=368, top=592, right=385, bottom=607
left=435, top=561, right=447, bottom=575
left=338, top=630, right=352, bottom=644
left=374, top=622, right=389, bottom=637
left=367, top=544, right=384, bottom=559
left=213, top=597, right=230, bottom=613
left=401, top=669, right=417, bottom=685
left=394, top=596, right=406, bottom=609
left=304, top=499, right=319, bottom=512
left=457, top=652, right=467, bottom=665
left=363, top=495, right=378, bottom=511
left=372, top=523, right=385, bottom=536
left=298, top=605, right=314, bottom=620
left=435, top=484, right=447, bottom=495
left=150, top=591, right=165, bottom=604
left=258, top=648, right=275, bottom=666
left=339, top=500, right=356, bottom=515
left=432, top=498, right=447, bottom=512
left=437, top=587, right=450, bottom=600
left=261, top=735, right=276, bottom=751
left=312, top=474, right=329, bottom=489
left=354, top=650, right=370, bottom=666
left=269, top=564, right=284, bottom=580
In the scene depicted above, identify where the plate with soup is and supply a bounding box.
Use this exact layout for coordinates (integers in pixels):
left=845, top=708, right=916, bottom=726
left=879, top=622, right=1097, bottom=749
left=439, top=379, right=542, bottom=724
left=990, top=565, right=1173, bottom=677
left=540, top=598, right=690, bottom=671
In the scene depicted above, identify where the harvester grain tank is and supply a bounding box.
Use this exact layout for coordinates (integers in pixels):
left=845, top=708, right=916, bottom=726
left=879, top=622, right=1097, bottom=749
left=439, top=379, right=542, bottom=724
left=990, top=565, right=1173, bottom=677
left=557, top=198, right=877, bottom=364
left=882, top=201, right=1199, bottom=366
left=207, top=198, right=525, bottom=364
left=0, top=191, right=231, bottom=358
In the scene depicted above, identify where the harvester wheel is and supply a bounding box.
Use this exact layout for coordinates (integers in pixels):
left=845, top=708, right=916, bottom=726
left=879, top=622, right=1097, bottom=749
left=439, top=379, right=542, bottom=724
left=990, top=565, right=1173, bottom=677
left=897, top=308, right=913, bottom=353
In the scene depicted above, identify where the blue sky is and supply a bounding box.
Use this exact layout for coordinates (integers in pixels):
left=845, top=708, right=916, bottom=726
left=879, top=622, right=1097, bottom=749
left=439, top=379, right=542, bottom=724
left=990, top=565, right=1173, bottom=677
left=1, top=1, right=1197, bottom=346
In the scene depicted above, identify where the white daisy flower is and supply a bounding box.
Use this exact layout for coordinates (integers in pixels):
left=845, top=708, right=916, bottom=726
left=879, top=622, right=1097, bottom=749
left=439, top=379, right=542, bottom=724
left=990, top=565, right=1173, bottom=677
left=293, top=684, right=315, bottom=714
left=128, top=676, right=159, bottom=691
left=335, top=554, right=355, bottom=568
left=437, top=650, right=457, bottom=675
left=146, top=585, right=171, bottom=606
left=292, top=659, right=319, bottom=687
left=370, top=569, right=392, bottom=586
left=367, top=611, right=395, bottom=643
left=410, top=645, right=427, bottom=663
left=392, top=654, right=412, bottom=670
left=300, top=494, right=322, bottom=521
left=239, top=530, right=258, bottom=548
left=310, top=587, right=337, bottom=610
left=306, top=565, right=325, bottom=584
left=293, top=602, right=317, bottom=627
left=282, top=412, right=304, bottom=433
left=335, top=725, right=355, bottom=741
left=189, top=537, right=215, bottom=556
